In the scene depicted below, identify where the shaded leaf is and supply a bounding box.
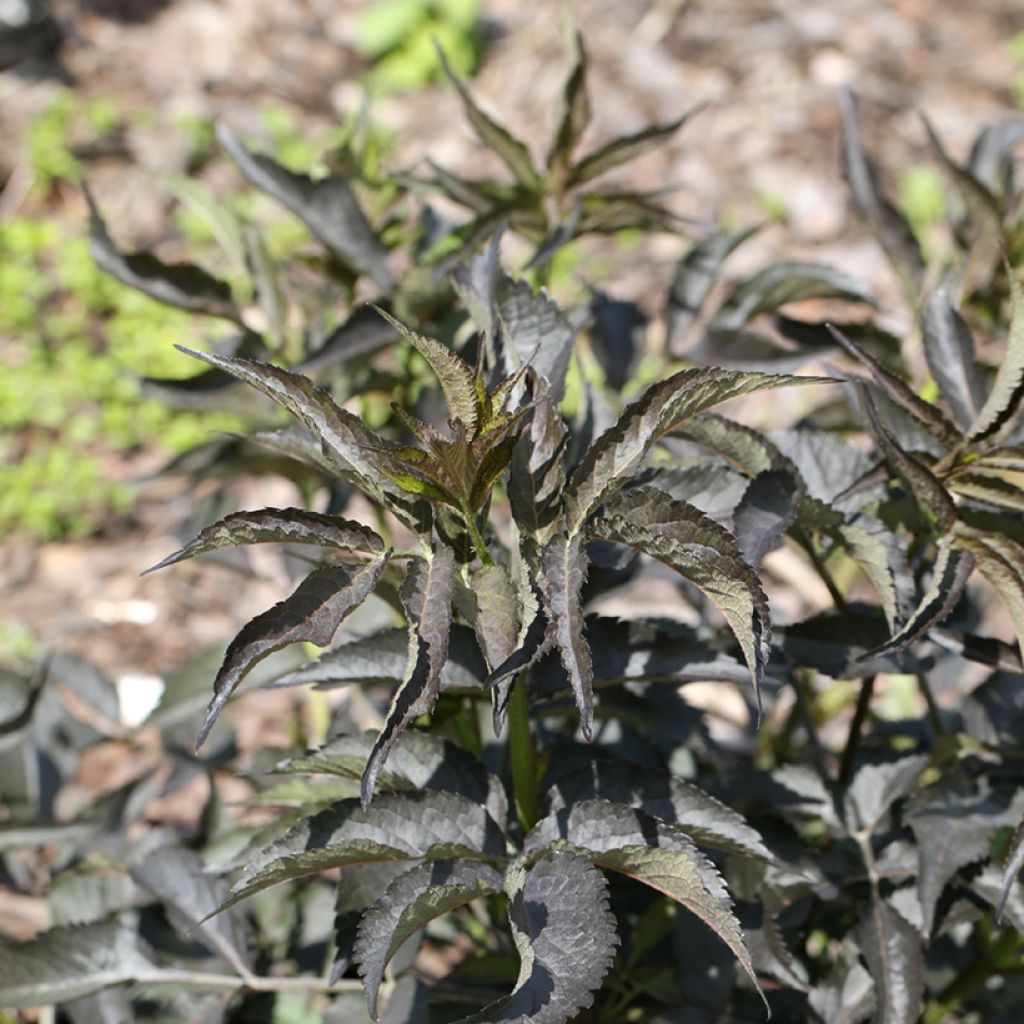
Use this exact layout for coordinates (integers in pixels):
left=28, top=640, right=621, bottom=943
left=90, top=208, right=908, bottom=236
left=921, top=284, right=986, bottom=430
left=473, top=563, right=519, bottom=673
left=733, top=468, right=802, bottom=568
left=508, top=395, right=569, bottom=544
left=997, top=812, right=1024, bottom=923
left=144, top=507, right=384, bottom=574
left=362, top=546, right=456, bottom=806
left=589, top=290, right=646, bottom=390
left=808, top=941, right=875, bottom=1024
left=85, top=187, right=239, bottom=321
left=356, top=859, right=503, bottom=1018
left=197, top=557, right=387, bottom=749
left=298, top=303, right=400, bottom=375
left=457, top=851, right=617, bottom=1024
left=953, top=528, right=1024, bottom=662
left=844, top=757, right=929, bottom=833
left=546, top=30, right=590, bottom=175
left=217, top=123, right=391, bottom=289
left=854, top=899, right=923, bottom=1024
left=498, top=278, right=575, bottom=400
left=968, top=118, right=1024, bottom=199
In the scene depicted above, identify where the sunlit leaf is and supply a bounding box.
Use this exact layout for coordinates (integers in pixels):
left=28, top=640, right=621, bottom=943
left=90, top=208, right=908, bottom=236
left=854, top=899, right=923, bottom=1024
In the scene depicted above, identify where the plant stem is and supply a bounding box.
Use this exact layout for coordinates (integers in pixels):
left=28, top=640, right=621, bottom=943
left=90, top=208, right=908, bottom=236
left=840, top=674, right=877, bottom=787
left=132, top=968, right=363, bottom=994
left=917, top=672, right=944, bottom=735
left=507, top=673, right=538, bottom=832
left=922, top=928, right=1021, bottom=1024
left=463, top=509, right=494, bottom=566
left=796, top=529, right=849, bottom=612
left=792, top=669, right=830, bottom=784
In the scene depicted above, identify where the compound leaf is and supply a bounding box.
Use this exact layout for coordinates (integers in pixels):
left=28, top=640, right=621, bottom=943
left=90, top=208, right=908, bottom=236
left=144, top=507, right=384, bottom=574
left=197, top=557, right=387, bottom=748
left=457, top=851, right=617, bottom=1024
left=356, top=859, right=504, bottom=1018
left=362, top=546, right=456, bottom=806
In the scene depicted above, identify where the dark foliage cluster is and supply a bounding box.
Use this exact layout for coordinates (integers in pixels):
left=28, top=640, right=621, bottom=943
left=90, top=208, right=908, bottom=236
left=3, top=36, right=1024, bottom=1024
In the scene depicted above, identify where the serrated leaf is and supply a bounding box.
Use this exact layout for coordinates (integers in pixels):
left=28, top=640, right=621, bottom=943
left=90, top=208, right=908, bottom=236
left=131, top=846, right=251, bottom=971
left=967, top=265, right=1024, bottom=442
left=356, top=859, right=504, bottom=1018
left=84, top=186, right=239, bottom=321
left=568, top=109, right=694, bottom=187
left=438, top=47, right=541, bottom=191
left=498, top=278, right=575, bottom=400
left=565, top=367, right=827, bottom=533
left=839, top=90, right=924, bottom=291
left=864, top=538, right=971, bottom=660
left=47, top=870, right=138, bottom=927
left=952, top=528, right=1024, bottom=662
left=734, top=468, right=802, bottom=568
left=0, top=917, right=155, bottom=1008
left=228, top=790, right=507, bottom=909
left=457, top=851, right=617, bottom=1024
left=472, top=563, right=519, bottom=673
left=197, top=557, right=386, bottom=749
left=996, top=812, right=1024, bottom=922
left=808, top=942, right=875, bottom=1024
left=508, top=395, right=569, bottom=544
left=844, top=756, right=929, bottom=833
left=855, top=899, right=923, bottom=1024
left=830, top=326, right=961, bottom=448
left=362, top=546, right=456, bottom=806
left=537, top=532, right=594, bottom=740
left=588, top=487, right=770, bottom=706
left=372, top=307, right=478, bottom=429
left=860, top=386, right=958, bottom=530
left=217, top=123, right=391, bottom=289
left=526, top=800, right=763, bottom=1004
left=713, top=262, right=874, bottom=331
left=547, top=760, right=776, bottom=864
left=947, top=472, right=1024, bottom=512
left=546, top=30, right=590, bottom=175
left=665, top=226, right=758, bottom=348
left=333, top=860, right=412, bottom=981
left=144, top=507, right=384, bottom=574
left=270, top=624, right=485, bottom=692
left=921, top=284, right=986, bottom=430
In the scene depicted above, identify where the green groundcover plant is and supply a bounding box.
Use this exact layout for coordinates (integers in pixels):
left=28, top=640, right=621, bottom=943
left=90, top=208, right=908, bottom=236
left=3, top=43, right=1024, bottom=1024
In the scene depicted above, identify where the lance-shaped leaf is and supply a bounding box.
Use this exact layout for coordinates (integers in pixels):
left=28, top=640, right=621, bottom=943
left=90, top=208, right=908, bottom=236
left=565, top=366, right=827, bottom=533
left=948, top=471, right=1024, bottom=512
left=713, top=262, right=874, bottom=331
left=526, top=800, right=763, bottom=1004
left=997, top=812, right=1024, bottom=922
left=547, top=29, right=590, bottom=174
left=0, top=918, right=156, bottom=1008
left=830, top=326, right=961, bottom=448
left=362, top=547, right=456, bottom=806
left=217, top=122, right=391, bottom=289
left=855, top=899, right=923, bottom=1024
left=546, top=760, right=776, bottom=864
left=863, top=538, right=972, bottom=660
left=969, top=118, right=1024, bottom=199
left=275, top=729, right=507, bottom=827
left=85, top=187, right=239, bottom=321
left=498, top=278, right=575, bottom=400
left=537, top=532, right=594, bottom=740
left=228, top=790, right=507, bottom=908
left=665, top=226, right=758, bottom=348
left=333, top=861, right=412, bottom=981
left=355, top=860, right=504, bottom=1019
left=458, top=851, right=617, bottom=1024
left=508, top=395, right=569, bottom=544
left=438, top=47, right=541, bottom=191
left=733, top=468, right=802, bottom=569
left=839, top=90, right=924, bottom=290
left=270, top=625, right=485, bottom=692
left=921, top=284, right=986, bottom=430
left=952, top=528, right=1024, bottom=661
left=844, top=756, right=929, bottom=834
left=967, top=265, right=1024, bottom=443
left=131, top=846, right=250, bottom=972
left=568, top=108, right=695, bottom=187
left=298, top=303, right=400, bottom=375
left=860, top=386, right=957, bottom=530
left=588, top=487, right=771, bottom=705
left=472, top=563, right=519, bottom=673
left=197, top=556, right=386, bottom=749
left=144, top=507, right=384, bottom=574
left=372, top=307, right=478, bottom=429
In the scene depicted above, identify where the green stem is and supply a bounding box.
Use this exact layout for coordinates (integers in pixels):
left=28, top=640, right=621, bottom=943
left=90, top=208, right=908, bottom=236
left=796, top=529, right=849, bottom=613
left=840, top=674, right=877, bottom=788
left=507, top=673, right=538, bottom=832
left=463, top=508, right=494, bottom=566
left=922, top=928, right=1021, bottom=1024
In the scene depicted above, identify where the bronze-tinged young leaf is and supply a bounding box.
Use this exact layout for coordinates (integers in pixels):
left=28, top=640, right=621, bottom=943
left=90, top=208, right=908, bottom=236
left=855, top=899, right=924, bottom=1024
left=588, top=487, right=771, bottom=706
left=921, top=284, right=986, bottom=431
left=144, top=507, right=384, bottom=574
left=457, top=851, right=618, bottom=1024
left=525, top=800, right=764, bottom=1007
left=830, top=326, right=961, bottom=448
left=362, top=547, right=457, bottom=806
left=860, top=386, right=958, bottom=530
left=196, top=557, right=387, bottom=749
left=371, top=307, right=478, bottom=429
left=568, top=108, right=696, bottom=187
left=864, top=538, right=972, bottom=660
left=227, top=790, right=508, bottom=909
left=508, top=396, right=569, bottom=543
left=546, top=30, right=590, bottom=177
left=217, top=123, right=391, bottom=289
left=838, top=90, right=925, bottom=291
left=537, top=532, right=594, bottom=740
left=355, top=860, right=504, bottom=1019
left=565, top=367, right=828, bottom=533
left=997, top=812, right=1024, bottom=922
left=85, top=186, right=239, bottom=321
left=437, top=47, right=541, bottom=192
left=967, top=265, right=1024, bottom=443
